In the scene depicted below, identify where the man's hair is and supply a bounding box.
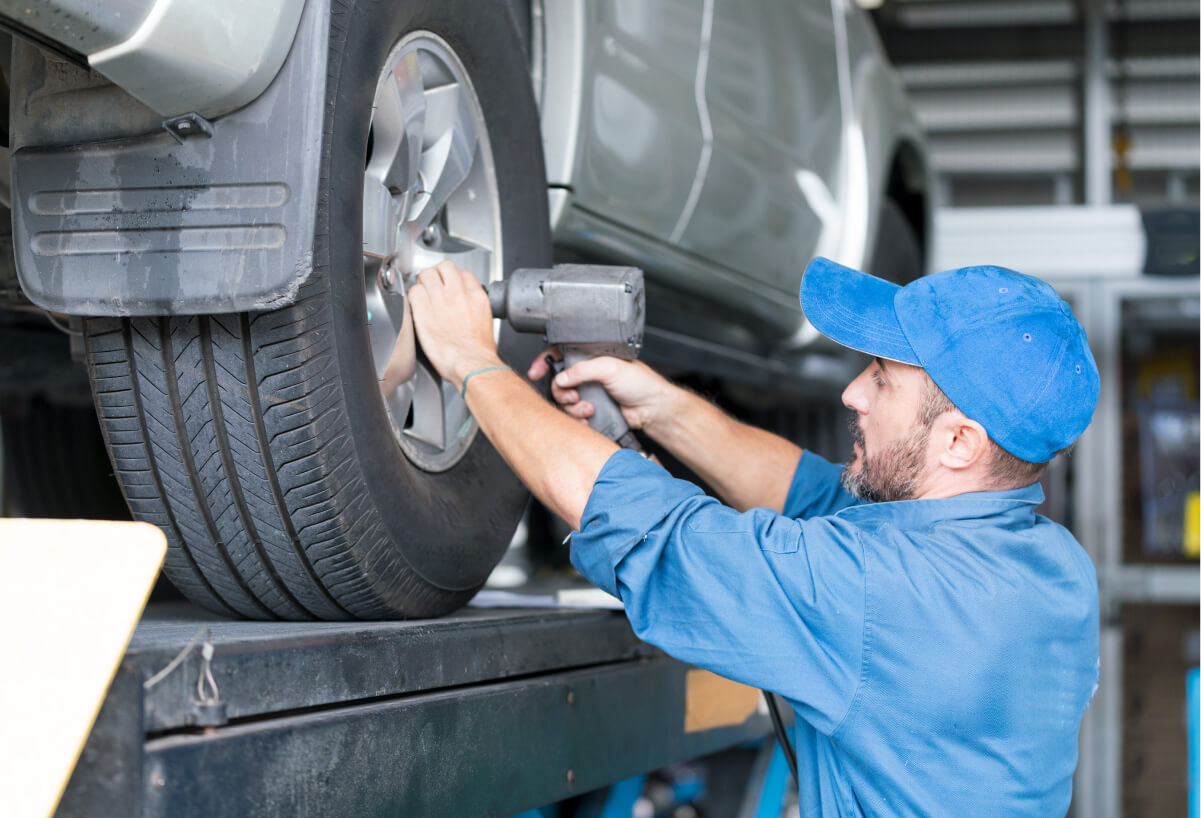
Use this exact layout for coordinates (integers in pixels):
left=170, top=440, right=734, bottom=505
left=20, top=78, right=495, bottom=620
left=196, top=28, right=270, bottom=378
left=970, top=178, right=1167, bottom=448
left=919, top=377, right=1050, bottom=489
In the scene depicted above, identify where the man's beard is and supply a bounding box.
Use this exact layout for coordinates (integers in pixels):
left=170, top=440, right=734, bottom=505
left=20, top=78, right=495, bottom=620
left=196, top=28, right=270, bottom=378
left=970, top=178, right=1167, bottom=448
left=840, top=414, right=929, bottom=503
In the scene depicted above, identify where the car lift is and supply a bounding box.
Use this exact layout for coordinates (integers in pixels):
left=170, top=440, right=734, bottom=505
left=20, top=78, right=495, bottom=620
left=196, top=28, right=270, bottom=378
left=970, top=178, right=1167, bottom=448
left=58, top=602, right=781, bottom=816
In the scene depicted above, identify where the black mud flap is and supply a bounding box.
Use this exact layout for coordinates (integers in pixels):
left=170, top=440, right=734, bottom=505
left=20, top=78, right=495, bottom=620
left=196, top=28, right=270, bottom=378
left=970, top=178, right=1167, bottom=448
left=10, top=0, right=332, bottom=316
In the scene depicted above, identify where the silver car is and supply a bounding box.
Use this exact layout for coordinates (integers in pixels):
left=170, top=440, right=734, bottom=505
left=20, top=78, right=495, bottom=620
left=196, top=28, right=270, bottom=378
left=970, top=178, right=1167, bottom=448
left=0, top=0, right=930, bottom=617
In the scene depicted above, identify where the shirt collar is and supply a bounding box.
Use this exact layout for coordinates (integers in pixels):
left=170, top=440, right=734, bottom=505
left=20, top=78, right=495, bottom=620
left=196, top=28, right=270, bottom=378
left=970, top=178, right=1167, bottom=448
left=834, top=481, right=1045, bottom=527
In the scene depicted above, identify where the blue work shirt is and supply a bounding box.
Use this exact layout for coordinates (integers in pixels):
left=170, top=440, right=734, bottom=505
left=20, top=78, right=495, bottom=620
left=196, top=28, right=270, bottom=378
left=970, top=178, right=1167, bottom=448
left=571, top=449, right=1099, bottom=817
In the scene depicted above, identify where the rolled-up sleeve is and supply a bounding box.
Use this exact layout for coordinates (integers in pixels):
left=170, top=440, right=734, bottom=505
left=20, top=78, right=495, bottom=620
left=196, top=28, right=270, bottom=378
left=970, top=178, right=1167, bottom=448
left=571, top=449, right=868, bottom=734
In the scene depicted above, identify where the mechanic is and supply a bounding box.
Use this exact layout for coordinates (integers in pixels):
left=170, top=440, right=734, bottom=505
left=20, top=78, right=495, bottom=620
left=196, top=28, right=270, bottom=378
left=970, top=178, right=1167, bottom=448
left=407, top=256, right=1101, bottom=817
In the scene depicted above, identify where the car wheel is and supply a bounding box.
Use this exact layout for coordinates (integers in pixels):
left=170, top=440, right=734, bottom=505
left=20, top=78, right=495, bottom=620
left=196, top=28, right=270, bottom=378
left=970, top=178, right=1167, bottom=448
left=82, top=0, right=549, bottom=619
left=870, top=196, right=923, bottom=286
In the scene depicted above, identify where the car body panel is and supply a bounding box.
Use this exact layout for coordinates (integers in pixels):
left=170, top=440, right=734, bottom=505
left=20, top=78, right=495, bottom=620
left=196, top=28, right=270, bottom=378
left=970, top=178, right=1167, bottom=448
left=0, top=0, right=305, bottom=119
left=5, top=0, right=929, bottom=348
left=673, top=0, right=841, bottom=296
left=0, top=0, right=153, bottom=55
left=546, top=0, right=707, bottom=244
left=540, top=0, right=840, bottom=342
left=540, top=0, right=927, bottom=346
left=89, top=0, right=306, bottom=119
left=552, top=201, right=805, bottom=339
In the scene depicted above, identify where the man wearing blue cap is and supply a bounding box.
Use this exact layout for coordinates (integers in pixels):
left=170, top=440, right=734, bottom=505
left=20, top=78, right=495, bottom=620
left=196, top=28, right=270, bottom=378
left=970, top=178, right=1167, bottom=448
left=408, top=257, right=1101, bottom=817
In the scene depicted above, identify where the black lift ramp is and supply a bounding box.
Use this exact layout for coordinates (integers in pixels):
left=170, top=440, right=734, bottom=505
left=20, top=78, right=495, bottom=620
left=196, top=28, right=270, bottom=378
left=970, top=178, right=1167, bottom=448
left=59, top=603, right=775, bottom=816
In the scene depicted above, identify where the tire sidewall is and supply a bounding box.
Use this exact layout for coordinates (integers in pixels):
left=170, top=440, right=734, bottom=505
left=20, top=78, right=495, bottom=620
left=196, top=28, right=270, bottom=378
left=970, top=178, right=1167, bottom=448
left=319, top=0, right=550, bottom=593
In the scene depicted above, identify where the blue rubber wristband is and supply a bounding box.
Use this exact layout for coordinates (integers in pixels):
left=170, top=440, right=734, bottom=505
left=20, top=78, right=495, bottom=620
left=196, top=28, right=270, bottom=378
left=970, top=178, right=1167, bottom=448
left=460, top=365, right=511, bottom=400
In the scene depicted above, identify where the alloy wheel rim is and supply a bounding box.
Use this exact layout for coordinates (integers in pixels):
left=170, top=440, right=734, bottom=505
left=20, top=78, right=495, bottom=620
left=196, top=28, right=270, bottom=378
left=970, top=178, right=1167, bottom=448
left=361, top=32, right=502, bottom=473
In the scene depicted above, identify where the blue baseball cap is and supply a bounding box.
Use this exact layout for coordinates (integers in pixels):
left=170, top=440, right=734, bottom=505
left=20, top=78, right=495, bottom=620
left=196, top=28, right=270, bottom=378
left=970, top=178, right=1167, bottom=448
left=800, top=257, right=1100, bottom=463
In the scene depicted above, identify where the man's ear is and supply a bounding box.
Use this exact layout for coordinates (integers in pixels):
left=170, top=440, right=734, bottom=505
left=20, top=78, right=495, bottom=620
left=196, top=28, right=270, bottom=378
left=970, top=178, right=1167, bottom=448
left=936, top=414, right=991, bottom=470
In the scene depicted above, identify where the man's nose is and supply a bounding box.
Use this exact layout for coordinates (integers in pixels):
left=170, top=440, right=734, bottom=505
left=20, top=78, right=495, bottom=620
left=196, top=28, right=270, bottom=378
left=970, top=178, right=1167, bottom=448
left=842, top=368, right=870, bottom=414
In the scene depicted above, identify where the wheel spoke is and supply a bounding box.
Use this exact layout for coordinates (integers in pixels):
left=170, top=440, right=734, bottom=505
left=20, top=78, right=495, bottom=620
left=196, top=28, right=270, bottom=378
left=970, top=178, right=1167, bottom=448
left=378, top=298, right=416, bottom=391
left=385, top=380, right=415, bottom=433
left=442, top=377, right=472, bottom=443
left=385, top=51, right=427, bottom=194
left=408, top=81, right=478, bottom=229
left=367, top=67, right=406, bottom=184
left=406, top=363, right=446, bottom=449
left=441, top=154, right=495, bottom=253
left=362, top=178, right=399, bottom=259
left=438, top=245, right=490, bottom=280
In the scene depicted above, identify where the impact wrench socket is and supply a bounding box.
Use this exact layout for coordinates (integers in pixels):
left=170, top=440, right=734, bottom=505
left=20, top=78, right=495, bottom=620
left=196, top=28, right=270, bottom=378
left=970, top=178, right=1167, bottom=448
left=487, top=265, right=645, bottom=451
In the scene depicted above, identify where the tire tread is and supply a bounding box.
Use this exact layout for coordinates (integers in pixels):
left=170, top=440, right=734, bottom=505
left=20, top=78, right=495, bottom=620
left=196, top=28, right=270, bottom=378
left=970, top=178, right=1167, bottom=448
left=83, top=318, right=236, bottom=616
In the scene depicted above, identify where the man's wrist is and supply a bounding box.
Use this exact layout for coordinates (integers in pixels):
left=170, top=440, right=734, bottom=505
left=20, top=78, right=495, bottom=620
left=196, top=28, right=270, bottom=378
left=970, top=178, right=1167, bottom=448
left=450, top=353, right=506, bottom=391
left=641, top=381, right=686, bottom=441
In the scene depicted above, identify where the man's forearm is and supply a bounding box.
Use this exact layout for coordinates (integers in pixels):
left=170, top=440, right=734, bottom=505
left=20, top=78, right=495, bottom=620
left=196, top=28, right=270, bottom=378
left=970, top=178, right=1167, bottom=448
left=646, top=384, right=802, bottom=513
left=448, top=351, right=799, bottom=521
left=459, top=366, right=619, bottom=530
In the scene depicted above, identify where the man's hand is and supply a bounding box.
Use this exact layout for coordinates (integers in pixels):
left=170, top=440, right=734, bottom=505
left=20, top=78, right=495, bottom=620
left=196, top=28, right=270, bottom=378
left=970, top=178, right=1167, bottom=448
left=527, top=352, right=675, bottom=433
left=409, top=262, right=619, bottom=530
left=533, top=348, right=803, bottom=513
left=407, top=261, right=502, bottom=387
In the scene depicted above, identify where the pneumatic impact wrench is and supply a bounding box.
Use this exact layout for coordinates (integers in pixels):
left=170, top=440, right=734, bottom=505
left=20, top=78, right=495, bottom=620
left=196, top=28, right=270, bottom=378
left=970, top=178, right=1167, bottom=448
left=486, top=265, right=645, bottom=451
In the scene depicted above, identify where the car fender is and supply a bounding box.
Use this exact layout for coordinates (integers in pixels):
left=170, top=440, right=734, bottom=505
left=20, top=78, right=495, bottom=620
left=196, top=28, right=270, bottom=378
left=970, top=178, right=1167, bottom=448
left=782, top=2, right=931, bottom=350
left=0, top=0, right=305, bottom=120
left=845, top=8, right=933, bottom=271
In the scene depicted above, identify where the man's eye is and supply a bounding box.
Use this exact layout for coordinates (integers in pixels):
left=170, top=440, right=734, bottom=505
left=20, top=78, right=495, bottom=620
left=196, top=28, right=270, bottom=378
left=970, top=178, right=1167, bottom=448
left=872, top=373, right=885, bottom=387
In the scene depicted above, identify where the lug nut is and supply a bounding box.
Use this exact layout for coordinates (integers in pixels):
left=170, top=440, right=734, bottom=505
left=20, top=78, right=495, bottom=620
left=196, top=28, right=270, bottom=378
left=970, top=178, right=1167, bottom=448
left=380, top=265, right=397, bottom=290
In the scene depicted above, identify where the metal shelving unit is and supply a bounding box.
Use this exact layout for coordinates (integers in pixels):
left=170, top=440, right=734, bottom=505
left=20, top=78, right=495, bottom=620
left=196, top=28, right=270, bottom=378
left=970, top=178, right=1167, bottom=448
left=936, top=205, right=1199, bottom=817
left=874, top=0, right=1200, bottom=209
left=1065, top=274, right=1198, bottom=818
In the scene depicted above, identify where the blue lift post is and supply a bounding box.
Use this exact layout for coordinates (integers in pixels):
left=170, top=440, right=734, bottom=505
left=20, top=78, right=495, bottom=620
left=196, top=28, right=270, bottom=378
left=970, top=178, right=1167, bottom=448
left=1189, top=667, right=1198, bottom=818
left=510, top=732, right=800, bottom=817
left=57, top=602, right=777, bottom=817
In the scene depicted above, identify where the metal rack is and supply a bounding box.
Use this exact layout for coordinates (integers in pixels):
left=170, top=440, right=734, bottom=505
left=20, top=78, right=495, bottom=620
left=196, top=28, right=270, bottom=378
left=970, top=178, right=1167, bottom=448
left=935, top=203, right=1199, bottom=817
left=1067, top=273, right=1199, bottom=818
left=873, top=0, right=1200, bottom=208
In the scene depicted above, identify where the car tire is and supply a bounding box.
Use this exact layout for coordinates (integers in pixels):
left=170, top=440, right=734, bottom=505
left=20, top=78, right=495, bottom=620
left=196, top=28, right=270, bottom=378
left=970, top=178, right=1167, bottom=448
left=870, top=196, right=924, bottom=286
left=82, top=0, right=549, bottom=619
left=1, top=396, right=131, bottom=520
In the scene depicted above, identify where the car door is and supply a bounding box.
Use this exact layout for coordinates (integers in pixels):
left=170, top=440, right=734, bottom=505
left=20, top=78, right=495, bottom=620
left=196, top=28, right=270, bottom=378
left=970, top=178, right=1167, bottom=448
left=560, top=0, right=708, bottom=244
left=675, top=0, right=845, bottom=296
